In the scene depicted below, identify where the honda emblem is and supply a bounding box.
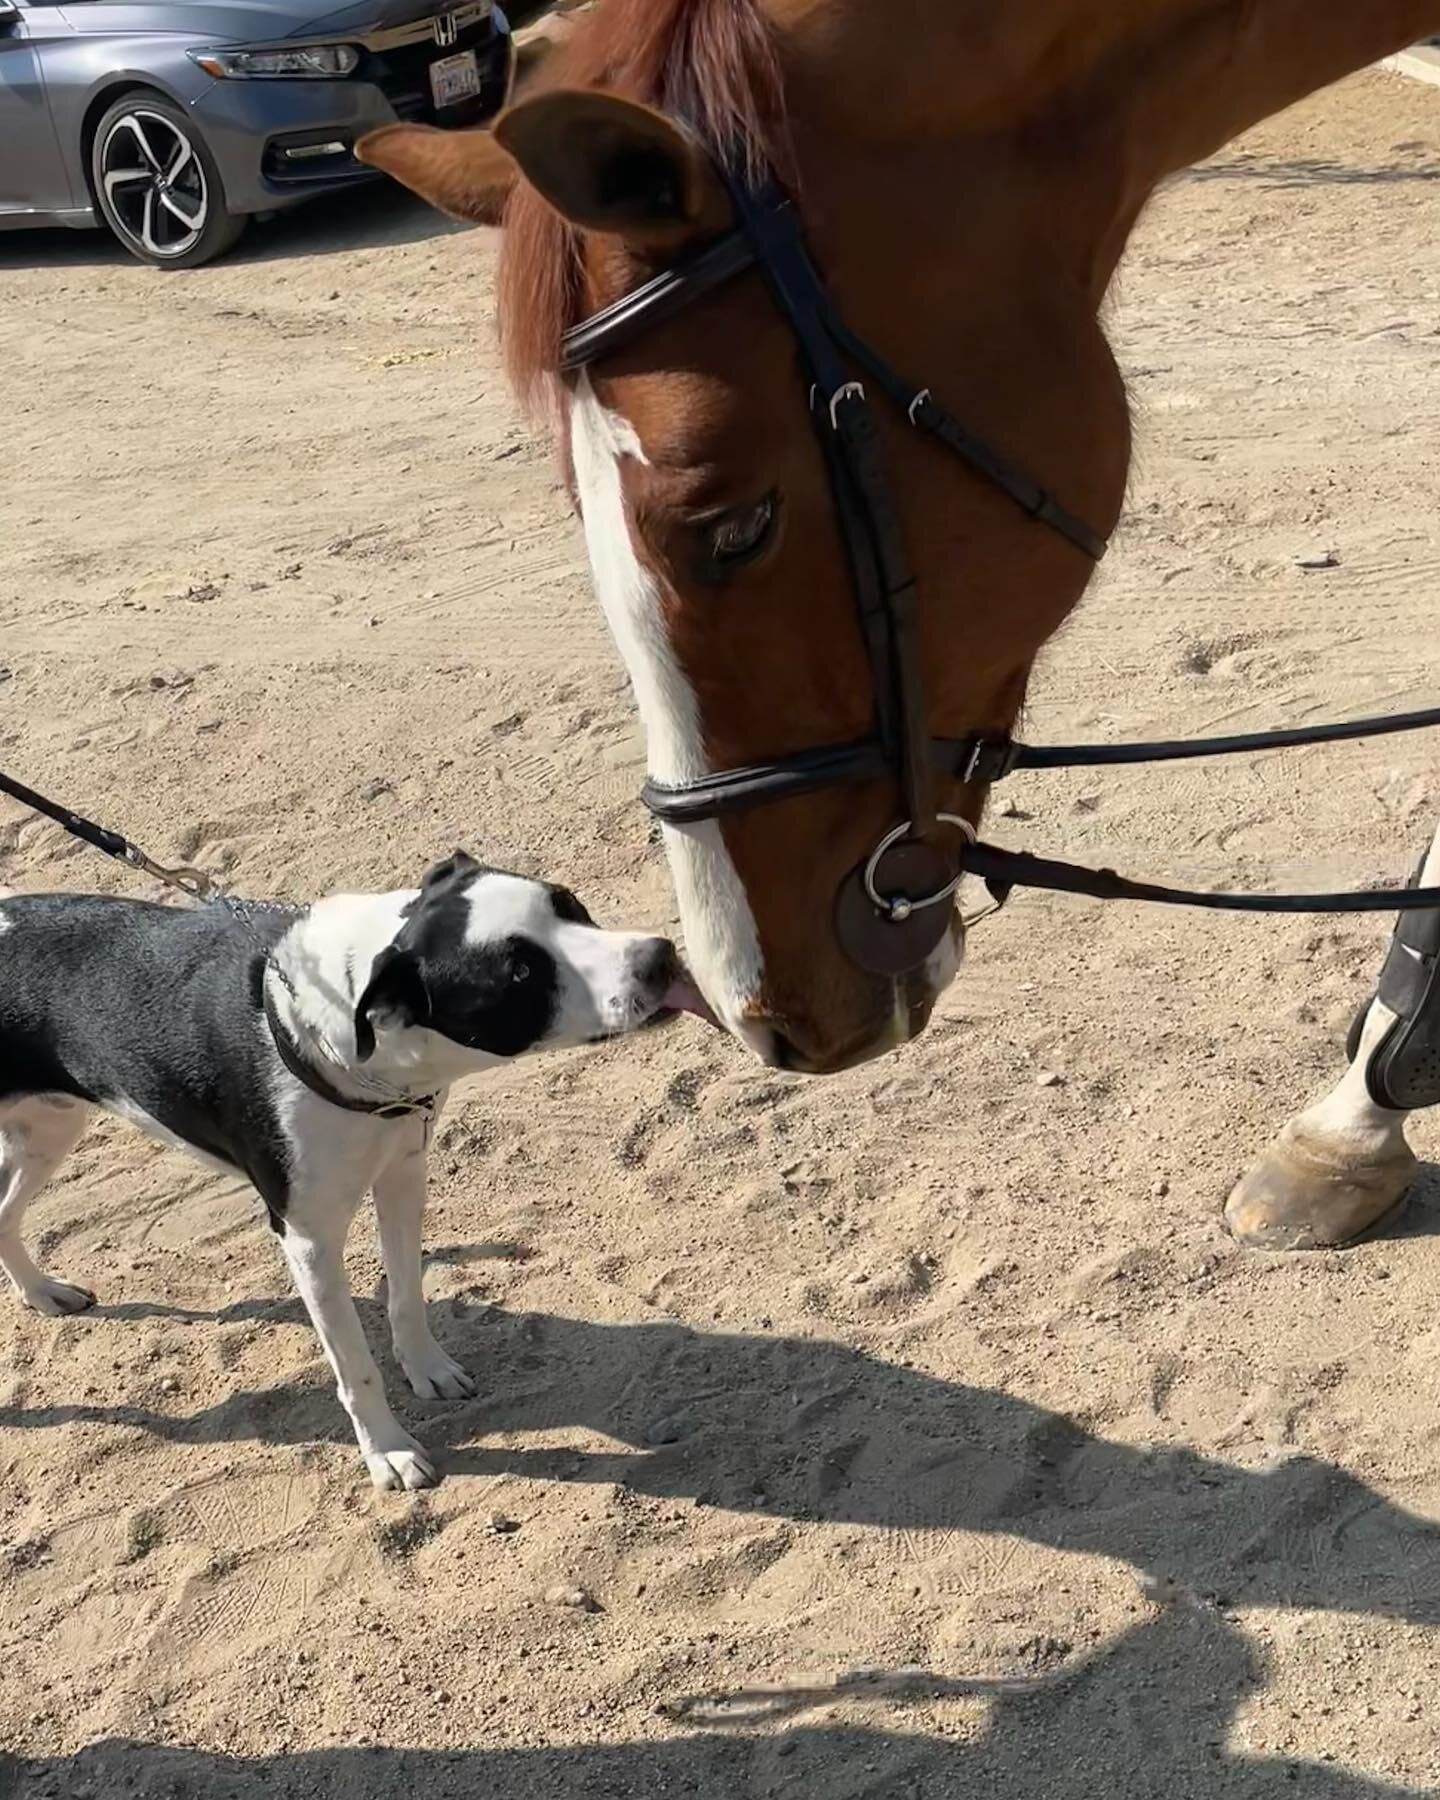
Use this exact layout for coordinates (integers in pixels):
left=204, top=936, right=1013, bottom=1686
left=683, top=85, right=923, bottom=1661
left=433, top=11, right=458, bottom=47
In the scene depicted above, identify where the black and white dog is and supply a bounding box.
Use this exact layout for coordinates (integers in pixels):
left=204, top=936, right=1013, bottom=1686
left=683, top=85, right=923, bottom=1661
left=0, top=850, right=700, bottom=1491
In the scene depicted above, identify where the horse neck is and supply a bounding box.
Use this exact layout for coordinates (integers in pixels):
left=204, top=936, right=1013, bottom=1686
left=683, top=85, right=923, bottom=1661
left=769, top=1, right=1440, bottom=138
left=1100, top=3, right=1440, bottom=194
left=767, top=0, right=1440, bottom=294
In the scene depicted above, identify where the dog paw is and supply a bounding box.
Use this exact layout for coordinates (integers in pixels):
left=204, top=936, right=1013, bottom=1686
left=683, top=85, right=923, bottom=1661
left=24, top=1278, right=98, bottom=1317
left=364, top=1437, right=441, bottom=1492
left=398, top=1340, right=476, bottom=1402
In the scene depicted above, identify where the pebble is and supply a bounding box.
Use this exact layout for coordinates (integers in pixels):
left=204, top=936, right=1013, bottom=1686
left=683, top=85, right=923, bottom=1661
left=643, top=1412, right=694, bottom=1447
left=1036, top=1071, right=1064, bottom=1088
left=545, top=1583, right=598, bottom=1612
left=487, top=1511, right=520, bottom=1535
left=1152, top=1179, right=1170, bottom=1198
left=160, top=1377, right=180, bottom=1395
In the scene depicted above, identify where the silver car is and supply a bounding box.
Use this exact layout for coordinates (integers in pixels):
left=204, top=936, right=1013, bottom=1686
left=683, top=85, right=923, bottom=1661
left=0, top=0, right=517, bottom=266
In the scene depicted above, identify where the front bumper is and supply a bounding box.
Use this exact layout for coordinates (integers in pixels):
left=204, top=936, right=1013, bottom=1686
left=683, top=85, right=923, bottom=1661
left=195, top=6, right=512, bottom=214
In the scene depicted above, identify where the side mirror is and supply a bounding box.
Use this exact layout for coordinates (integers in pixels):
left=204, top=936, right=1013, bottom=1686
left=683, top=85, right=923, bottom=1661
left=0, top=2, right=20, bottom=24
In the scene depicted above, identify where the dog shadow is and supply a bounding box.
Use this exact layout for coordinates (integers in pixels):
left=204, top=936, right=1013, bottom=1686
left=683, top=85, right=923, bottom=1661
left=6, top=1289, right=1440, bottom=1631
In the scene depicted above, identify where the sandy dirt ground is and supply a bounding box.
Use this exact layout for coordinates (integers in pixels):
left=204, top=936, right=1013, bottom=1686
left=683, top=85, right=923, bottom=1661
left=3, top=62, right=1440, bottom=1800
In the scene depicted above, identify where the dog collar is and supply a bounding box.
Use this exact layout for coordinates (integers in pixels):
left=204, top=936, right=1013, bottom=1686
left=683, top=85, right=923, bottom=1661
left=262, top=983, right=436, bottom=1121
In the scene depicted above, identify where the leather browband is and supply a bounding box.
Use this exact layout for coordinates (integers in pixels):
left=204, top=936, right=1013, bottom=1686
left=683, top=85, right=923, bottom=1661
left=560, top=228, right=758, bottom=372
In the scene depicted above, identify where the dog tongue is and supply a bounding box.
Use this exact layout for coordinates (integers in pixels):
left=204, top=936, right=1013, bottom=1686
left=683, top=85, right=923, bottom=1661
left=663, top=973, right=721, bottom=1029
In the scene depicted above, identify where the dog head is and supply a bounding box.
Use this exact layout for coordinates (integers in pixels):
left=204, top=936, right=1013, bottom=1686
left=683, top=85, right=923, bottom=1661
left=353, top=851, right=681, bottom=1069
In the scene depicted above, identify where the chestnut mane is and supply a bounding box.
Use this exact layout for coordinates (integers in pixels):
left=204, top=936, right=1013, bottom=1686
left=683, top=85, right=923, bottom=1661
left=498, top=0, right=790, bottom=412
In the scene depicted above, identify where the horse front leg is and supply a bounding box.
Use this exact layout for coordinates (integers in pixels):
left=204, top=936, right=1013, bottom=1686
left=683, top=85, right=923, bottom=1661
left=1226, top=823, right=1440, bottom=1251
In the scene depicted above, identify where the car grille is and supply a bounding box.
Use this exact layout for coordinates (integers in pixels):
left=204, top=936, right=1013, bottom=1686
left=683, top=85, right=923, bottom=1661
left=364, top=14, right=509, bottom=128
left=261, top=9, right=511, bottom=189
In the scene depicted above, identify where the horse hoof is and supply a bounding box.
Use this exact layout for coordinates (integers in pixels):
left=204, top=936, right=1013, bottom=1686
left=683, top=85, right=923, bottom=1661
left=1224, top=1129, right=1417, bottom=1251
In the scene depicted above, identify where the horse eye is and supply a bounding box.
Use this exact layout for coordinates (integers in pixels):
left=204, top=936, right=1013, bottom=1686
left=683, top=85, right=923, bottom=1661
left=705, top=494, right=778, bottom=570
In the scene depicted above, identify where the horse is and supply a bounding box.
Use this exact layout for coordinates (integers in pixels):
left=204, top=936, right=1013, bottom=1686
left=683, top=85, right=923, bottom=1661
left=358, top=0, right=1440, bottom=1253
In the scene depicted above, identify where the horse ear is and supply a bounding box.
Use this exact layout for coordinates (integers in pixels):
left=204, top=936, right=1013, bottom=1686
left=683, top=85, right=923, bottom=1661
left=495, top=89, right=730, bottom=245
left=354, top=124, right=517, bottom=225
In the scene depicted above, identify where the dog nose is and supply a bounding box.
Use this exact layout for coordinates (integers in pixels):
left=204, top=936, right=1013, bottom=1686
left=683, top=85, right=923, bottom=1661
left=629, top=936, right=678, bottom=991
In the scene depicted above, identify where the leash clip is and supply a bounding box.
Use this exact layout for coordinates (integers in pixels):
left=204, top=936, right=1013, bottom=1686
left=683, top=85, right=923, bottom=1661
left=122, top=843, right=220, bottom=904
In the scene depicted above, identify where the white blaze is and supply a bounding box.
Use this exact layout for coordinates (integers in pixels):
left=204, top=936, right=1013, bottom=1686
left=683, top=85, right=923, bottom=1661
left=569, top=375, right=764, bottom=1030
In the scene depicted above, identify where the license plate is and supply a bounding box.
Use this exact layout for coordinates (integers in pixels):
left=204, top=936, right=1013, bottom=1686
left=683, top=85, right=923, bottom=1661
left=430, top=48, right=480, bottom=109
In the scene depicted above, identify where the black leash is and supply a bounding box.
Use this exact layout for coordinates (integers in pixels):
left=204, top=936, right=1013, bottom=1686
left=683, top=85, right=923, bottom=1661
left=0, top=767, right=217, bottom=902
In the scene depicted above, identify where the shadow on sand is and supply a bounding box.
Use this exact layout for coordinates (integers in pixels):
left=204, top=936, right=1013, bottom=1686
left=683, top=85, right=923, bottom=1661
left=2, top=1275, right=1438, bottom=1794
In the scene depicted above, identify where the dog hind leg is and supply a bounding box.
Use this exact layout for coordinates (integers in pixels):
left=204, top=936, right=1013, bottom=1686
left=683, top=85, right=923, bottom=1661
left=0, top=1098, right=95, bottom=1314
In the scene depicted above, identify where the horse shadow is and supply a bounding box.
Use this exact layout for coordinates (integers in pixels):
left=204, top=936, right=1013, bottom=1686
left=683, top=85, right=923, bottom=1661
left=3, top=1294, right=1439, bottom=1793
left=0, top=1600, right=1427, bottom=1799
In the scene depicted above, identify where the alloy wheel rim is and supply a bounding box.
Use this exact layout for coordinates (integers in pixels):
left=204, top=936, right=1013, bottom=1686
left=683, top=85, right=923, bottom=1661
left=100, top=109, right=208, bottom=258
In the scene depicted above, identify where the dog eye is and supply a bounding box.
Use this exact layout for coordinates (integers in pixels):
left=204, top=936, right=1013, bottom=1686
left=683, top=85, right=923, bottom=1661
left=512, top=962, right=531, bottom=985
left=703, top=494, right=778, bottom=574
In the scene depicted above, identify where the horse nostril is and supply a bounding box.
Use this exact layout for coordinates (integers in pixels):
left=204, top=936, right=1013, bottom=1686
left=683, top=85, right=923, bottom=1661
left=767, top=1029, right=799, bottom=1072
left=629, top=936, right=677, bottom=991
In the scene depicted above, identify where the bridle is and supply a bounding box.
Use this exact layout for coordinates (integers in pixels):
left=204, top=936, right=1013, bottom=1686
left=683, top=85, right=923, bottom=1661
left=561, top=165, right=1440, bottom=974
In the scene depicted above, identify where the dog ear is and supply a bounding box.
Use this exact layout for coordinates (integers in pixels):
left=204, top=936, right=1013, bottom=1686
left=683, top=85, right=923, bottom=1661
left=354, top=946, right=430, bottom=1062
left=420, top=849, right=480, bottom=891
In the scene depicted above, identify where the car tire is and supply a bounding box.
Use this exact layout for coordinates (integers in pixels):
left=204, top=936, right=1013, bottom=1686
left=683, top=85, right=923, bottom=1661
left=91, top=93, right=246, bottom=270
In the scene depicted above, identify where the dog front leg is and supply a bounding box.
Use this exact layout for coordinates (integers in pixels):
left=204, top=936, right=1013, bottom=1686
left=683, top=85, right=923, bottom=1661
left=372, top=1120, right=475, bottom=1402
left=280, top=1181, right=439, bottom=1492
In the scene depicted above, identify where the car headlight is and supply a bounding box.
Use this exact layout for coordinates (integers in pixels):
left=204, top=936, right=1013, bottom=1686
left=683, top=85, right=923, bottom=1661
left=188, top=44, right=361, bottom=78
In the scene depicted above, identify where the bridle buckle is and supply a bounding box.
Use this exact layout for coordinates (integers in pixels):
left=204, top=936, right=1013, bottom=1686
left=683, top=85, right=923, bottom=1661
left=827, top=381, right=866, bottom=429
left=961, top=738, right=1021, bottom=785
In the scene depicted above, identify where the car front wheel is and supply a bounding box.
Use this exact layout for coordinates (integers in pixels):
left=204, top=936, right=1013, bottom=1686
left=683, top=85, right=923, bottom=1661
left=91, top=94, right=245, bottom=270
